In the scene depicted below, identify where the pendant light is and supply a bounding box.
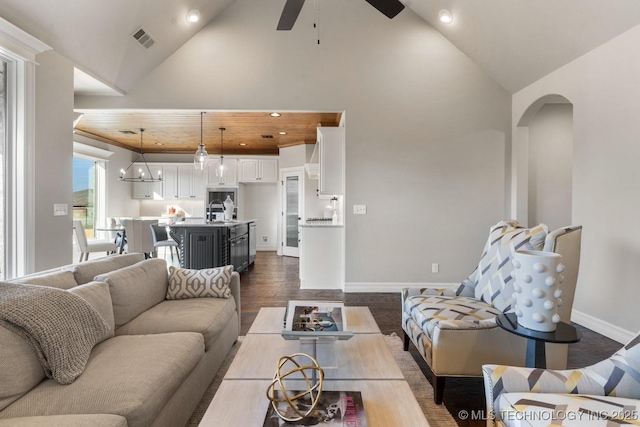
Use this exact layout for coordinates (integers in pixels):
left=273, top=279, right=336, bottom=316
left=216, top=127, right=226, bottom=180
left=119, top=128, right=163, bottom=182
left=194, top=112, right=209, bottom=170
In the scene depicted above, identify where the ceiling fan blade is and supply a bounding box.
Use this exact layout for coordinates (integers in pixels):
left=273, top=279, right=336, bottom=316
left=277, top=0, right=305, bottom=30
left=364, top=0, right=405, bottom=19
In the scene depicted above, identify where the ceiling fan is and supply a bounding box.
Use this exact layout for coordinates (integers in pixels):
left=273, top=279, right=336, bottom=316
left=277, top=0, right=405, bottom=30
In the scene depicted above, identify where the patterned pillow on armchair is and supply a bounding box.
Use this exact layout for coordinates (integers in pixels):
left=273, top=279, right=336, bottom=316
left=466, top=220, right=549, bottom=312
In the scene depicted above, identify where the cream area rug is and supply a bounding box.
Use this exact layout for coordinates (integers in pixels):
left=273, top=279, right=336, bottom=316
left=186, top=333, right=458, bottom=427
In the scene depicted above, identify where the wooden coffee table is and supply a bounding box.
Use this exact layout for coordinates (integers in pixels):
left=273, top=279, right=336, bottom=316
left=198, top=306, right=430, bottom=426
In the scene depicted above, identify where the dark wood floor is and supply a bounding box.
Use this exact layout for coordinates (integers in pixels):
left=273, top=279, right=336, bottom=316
left=240, top=252, right=622, bottom=427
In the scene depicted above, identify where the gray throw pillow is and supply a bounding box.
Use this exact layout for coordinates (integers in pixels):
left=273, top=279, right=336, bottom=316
left=166, top=265, right=233, bottom=299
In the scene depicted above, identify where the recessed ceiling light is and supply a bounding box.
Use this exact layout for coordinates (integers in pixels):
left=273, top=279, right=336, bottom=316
left=186, top=10, right=200, bottom=24
left=278, top=131, right=287, bottom=135
left=270, top=112, right=281, bottom=117
left=439, top=9, right=453, bottom=24
left=239, top=143, right=247, bottom=146
left=155, top=142, right=164, bottom=146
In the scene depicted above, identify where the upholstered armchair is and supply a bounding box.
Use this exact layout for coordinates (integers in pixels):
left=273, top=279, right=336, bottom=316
left=483, top=332, right=640, bottom=427
left=402, top=220, right=582, bottom=403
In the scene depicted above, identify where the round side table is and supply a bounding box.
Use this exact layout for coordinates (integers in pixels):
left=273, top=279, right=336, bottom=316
left=496, top=312, right=582, bottom=368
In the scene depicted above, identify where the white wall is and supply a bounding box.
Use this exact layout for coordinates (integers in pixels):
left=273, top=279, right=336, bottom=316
left=513, top=24, right=640, bottom=338
left=34, top=50, right=74, bottom=271
left=75, top=0, right=512, bottom=286
left=528, top=103, right=573, bottom=230
left=241, top=183, right=278, bottom=250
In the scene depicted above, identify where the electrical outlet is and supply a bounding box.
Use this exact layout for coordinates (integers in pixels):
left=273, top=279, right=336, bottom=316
left=431, top=263, right=439, bottom=273
left=262, top=235, right=268, bottom=242
left=53, top=204, right=68, bottom=216
left=353, top=205, right=367, bottom=215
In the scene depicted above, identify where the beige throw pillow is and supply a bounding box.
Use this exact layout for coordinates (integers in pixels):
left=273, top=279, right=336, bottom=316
left=69, top=281, right=115, bottom=343
left=167, top=265, right=233, bottom=299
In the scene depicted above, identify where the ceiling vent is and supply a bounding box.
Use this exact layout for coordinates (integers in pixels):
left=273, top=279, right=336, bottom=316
left=261, top=135, right=274, bottom=139
left=132, top=27, right=156, bottom=49
left=119, top=130, right=137, bottom=135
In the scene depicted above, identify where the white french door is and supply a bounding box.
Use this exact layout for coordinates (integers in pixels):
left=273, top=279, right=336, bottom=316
left=281, top=169, right=302, bottom=257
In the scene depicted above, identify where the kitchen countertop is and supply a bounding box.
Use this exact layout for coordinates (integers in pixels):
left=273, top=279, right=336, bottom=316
left=168, top=220, right=256, bottom=227
left=300, top=222, right=343, bottom=228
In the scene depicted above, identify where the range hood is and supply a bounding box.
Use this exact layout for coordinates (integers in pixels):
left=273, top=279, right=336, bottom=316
left=304, top=142, right=320, bottom=179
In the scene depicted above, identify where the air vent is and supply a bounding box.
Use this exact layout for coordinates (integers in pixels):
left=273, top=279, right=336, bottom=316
left=132, top=27, right=156, bottom=49
left=261, top=135, right=274, bottom=139
left=119, top=130, right=137, bottom=135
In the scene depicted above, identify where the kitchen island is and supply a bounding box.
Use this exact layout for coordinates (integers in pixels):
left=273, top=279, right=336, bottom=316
left=169, top=220, right=256, bottom=273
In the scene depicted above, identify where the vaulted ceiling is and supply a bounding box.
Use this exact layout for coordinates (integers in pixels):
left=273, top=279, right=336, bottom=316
left=2, top=0, right=640, bottom=153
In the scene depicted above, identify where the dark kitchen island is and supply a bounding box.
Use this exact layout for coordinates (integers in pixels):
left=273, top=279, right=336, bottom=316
left=169, top=220, right=256, bottom=273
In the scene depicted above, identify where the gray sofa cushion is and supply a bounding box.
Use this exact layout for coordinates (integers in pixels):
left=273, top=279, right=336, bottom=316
left=115, top=297, right=237, bottom=351
left=95, top=259, right=168, bottom=328
left=69, top=281, right=115, bottom=343
left=0, top=414, right=127, bottom=427
left=0, top=327, right=44, bottom=412
left=70, top=253, right=145, bottom=285
left=9, top=271, right=77, bottom=290
left=0, top=333, right=204, bottom=427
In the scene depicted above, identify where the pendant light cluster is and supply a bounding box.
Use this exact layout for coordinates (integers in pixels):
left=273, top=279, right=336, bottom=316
left=119, top=128, right=163, bottom=182
left=194, top=112, right=209, bottom=170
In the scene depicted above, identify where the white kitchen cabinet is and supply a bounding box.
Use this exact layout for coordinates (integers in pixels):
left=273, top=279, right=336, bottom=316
left=238, top=158, right=278, bottom=182
left=131, top=163, right=164, bottom=199
left=162, top=165, right=179, bottom=199
left=178, top=164, right=205, bottom=199
left=207, top=158, right=237, bottom=186
left=317, top=127, right=345, bottom=195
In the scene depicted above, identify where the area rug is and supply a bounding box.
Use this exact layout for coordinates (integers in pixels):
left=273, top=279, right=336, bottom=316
left=186, top=333, right=458, bottom=427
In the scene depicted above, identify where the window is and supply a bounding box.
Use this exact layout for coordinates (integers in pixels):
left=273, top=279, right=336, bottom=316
left=73, top=157, right=96, bottom=236
left=0, top=17, right=51, bottom=278
left=0, top=60, right=6, bottom=279
left=72, top=142, right=111, bottom=243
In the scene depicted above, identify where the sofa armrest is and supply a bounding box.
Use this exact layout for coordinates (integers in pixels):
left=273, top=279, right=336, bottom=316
left=0, top=415, right=128, bottom=427
left=229, top=271, right=241, bottom=332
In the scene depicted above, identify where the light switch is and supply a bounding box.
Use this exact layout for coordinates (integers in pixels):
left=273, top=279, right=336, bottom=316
left=53, top=204, right=68, bottom=216
left=353, top=205, right=367, bottom=215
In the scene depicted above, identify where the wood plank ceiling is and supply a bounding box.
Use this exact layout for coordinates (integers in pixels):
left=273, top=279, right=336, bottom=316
left=74, top=110, right=343, bottom=155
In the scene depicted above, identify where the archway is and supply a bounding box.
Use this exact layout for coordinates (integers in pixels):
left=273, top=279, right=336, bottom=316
left=512, top=94, right=574, bottom=228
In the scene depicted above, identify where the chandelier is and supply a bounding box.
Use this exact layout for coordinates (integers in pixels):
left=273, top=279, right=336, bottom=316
left=194, top=112, right=209, bottom=170
left=119, top=128, right=163, bottom=182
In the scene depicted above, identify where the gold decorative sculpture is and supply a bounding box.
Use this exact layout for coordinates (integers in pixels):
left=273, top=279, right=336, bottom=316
left=266, top=352, right=325, bottom=422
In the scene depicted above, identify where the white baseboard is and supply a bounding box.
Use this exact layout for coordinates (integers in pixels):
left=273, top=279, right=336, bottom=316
left=257, top=245, right=277, bottom=252
left=344, top=282, right=459, bottom=293
left=571, top=309, right=635, bottom=344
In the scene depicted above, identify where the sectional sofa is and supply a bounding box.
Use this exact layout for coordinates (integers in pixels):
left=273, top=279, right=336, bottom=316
left=0, top=253, right=241, bottom=427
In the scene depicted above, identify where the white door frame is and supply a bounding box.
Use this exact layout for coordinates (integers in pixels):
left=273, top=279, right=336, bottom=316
left=279, top=167, right=304, bottom=257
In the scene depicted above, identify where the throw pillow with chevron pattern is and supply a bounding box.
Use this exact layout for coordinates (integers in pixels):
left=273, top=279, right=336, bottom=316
left=166, top=265, right=233, bottom=299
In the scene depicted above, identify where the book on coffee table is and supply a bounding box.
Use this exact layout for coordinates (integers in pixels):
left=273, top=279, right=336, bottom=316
left=282, top=300, right=353, bottom=340
left=262, top=390, right=367, bottom=426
